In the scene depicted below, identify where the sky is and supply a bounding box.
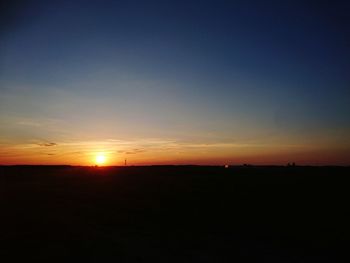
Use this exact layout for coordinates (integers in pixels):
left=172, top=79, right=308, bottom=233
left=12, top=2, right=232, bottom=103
left=0, top=0, right=349, bottom=165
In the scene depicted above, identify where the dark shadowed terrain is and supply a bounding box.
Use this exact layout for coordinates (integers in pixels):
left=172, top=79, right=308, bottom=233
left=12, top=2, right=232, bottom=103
left=0, top=165, right=349, bottom=262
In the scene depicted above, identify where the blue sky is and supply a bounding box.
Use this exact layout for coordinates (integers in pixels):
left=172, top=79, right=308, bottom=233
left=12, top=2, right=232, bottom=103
left=0, top=0, right=349, bottom=165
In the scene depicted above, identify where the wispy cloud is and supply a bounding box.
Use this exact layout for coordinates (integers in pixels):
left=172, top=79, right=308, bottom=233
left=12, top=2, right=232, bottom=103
left=37, top=142, right=57, bottom=147
left=118, top=148, right=146, bottom=155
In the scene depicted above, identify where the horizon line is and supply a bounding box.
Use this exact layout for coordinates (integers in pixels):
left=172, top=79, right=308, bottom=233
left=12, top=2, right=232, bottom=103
left=1, top=164, right=349, bottom=168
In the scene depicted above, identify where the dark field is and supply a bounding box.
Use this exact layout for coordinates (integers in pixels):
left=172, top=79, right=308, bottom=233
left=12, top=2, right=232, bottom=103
left=0, top=165, right=349, bottom=262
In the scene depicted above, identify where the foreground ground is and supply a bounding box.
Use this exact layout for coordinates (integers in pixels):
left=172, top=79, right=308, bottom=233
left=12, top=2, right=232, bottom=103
left=0, top=165, right=349, bottom=262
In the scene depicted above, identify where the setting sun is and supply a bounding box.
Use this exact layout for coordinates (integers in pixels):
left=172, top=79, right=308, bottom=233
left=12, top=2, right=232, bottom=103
left=95, top=154, right=107, bottom=166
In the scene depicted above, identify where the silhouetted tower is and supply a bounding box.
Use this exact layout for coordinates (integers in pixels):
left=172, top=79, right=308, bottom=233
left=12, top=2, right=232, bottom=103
left=125, top=159, right=127, bottom=166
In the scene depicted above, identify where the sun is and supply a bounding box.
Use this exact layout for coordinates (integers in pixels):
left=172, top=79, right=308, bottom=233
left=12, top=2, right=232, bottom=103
left=95, top=154, right=106, bottom=166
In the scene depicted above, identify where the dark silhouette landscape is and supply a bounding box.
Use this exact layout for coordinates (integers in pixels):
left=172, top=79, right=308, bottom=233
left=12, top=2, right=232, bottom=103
left=1, top=165, right=349, bottom=262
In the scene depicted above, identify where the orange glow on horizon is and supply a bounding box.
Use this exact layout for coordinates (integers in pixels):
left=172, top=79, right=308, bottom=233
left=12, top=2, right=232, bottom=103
left=0, top=139, right=349, bottom=166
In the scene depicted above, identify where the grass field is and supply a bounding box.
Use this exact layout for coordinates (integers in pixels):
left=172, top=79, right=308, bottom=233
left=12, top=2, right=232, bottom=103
left=0, top=165, right=349, bottom=262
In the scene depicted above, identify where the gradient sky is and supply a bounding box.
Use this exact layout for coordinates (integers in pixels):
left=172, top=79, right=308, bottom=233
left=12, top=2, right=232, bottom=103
left=1, top=0, right=349, bottom=165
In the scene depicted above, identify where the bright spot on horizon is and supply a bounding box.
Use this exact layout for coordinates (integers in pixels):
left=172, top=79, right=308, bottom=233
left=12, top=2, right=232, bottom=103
left=95, top=154, right=107, bottom=166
